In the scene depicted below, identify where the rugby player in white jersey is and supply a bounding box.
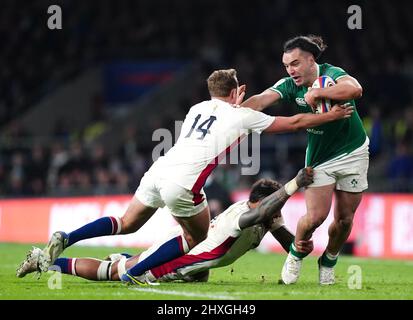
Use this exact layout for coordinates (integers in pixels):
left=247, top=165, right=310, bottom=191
left=17, top=69, right=352, bottom=283
left=17, top=168, right=314, bottom=284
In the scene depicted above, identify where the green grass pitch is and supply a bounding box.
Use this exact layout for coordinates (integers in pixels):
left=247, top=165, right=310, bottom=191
left=1, top=243, right=412, bottom=300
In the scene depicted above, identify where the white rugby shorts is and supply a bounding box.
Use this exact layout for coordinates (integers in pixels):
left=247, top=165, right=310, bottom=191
left=134, top=171, right=208, bottom=217
left=309, top=137, right=370, bottom=192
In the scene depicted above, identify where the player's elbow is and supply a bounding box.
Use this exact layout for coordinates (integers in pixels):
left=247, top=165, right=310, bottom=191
left=348, top=82, right=363, bottom=99
left=353, top=86, right=363, bottom=99
left=357, top=86, right=363, bottom=98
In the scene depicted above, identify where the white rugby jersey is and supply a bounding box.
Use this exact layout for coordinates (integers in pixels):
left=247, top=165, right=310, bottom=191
left=192, top=200, right=267, bottom=268
left=149, top=200, right=268, bottom=280
left=148, top=99, right=274, bottom=195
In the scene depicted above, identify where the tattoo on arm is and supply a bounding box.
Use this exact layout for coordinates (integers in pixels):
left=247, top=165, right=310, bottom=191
left=238, top=187, right=290, bottom=230
left=257, top=188, right=290, bottom=220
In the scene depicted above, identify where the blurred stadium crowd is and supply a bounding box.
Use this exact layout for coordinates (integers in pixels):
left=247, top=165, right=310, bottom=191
left=0, top=0, right=412, bottom=201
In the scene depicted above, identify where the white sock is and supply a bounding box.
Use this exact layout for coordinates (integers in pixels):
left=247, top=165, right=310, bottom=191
left=326, top=251, right=339, bottom=260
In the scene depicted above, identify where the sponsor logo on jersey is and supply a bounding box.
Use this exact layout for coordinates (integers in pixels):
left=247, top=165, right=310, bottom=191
left=306, top=128, right=324, bottom=135
left=295, top=97, right=307, bottom=106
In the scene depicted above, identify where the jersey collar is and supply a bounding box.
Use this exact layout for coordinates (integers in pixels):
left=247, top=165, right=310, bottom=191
left=211, top=97, right=226, bottom=104
left=211, top=97, right=231, bottom=107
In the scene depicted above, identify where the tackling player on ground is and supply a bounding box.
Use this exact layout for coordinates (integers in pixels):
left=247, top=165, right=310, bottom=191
left=17, top=168, right=314, bottom=284
left=241, top=35, right=369, bottom=285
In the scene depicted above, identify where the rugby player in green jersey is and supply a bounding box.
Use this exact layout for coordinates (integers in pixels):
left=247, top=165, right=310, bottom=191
left=241, top=35, right=369, bottom=285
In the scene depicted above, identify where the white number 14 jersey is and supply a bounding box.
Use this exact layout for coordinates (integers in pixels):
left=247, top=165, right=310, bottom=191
left=148, top=98, right=275, bottom=193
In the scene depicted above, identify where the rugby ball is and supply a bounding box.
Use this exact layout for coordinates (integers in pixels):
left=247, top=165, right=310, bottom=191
left=311, top=76, right=335, bottom=113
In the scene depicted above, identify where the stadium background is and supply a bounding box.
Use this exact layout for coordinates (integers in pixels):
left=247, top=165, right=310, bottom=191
left=0, top=0, right=412, bottom=260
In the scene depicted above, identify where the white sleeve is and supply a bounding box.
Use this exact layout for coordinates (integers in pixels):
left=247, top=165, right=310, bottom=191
left=233, top=211, right=244, bottom=234
left=238, top=107, right=275, bottom=134
left=216, top=209, right=244, bottom=237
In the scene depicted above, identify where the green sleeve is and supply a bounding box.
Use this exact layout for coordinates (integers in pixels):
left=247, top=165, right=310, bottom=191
left=269, top=77, right=295, bottom=103
left=325, top=66, right=349, bottom=82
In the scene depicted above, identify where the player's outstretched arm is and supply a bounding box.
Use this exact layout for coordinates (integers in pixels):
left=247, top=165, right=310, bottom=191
left=238, top=168, right=314, bottom=229
left=240, top=89, right=281, bottom=111
left=264, top=103, right=353, bottom=133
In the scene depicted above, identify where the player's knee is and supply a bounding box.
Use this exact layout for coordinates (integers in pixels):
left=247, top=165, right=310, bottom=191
left=119, top=217, right=137, bottom=234
left=192, top=231, right=207, bottom=244
left=336, top=216, right=353, bottom=230
left=184, top=232, right=205, bottom=249
left=182, top=233, right=194, bottom=248
left=305, top=206, right=330, bottom=229
left=308, top=214, right=327, bottom=229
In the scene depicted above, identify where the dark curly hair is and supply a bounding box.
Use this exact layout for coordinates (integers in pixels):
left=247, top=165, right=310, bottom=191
left=249, top=178, right=282, bottom=203
left=283, top=35, right=327, bottom=60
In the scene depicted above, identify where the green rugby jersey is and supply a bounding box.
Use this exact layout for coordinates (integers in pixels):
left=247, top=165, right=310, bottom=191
left=270, top=63, right=367, bottom=167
